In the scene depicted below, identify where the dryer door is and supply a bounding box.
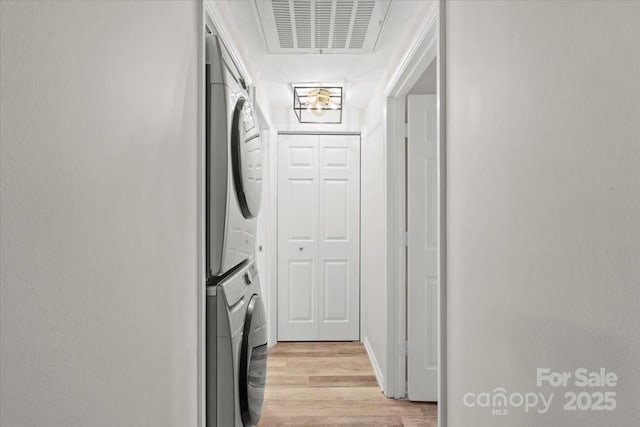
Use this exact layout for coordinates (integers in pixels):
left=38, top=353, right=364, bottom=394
left=239, top=294, right=268, bottom=427
left=231, top=98, right=263, bottom=219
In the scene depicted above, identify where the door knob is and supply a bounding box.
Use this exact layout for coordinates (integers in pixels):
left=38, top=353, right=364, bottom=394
left=299, top=247, right=303, bottom=251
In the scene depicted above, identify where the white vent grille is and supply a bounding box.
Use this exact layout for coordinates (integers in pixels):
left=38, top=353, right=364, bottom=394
left=332, top=1, right=353, bottom=49
left=350, top=1, right=374, bottom=48
left=272, top=0, right=294, bottom=48
left=256, top=0, right=390, bottom=54
left=314, top=1, right=332, bottom=48
left=293, top=0, right=312, bottom=48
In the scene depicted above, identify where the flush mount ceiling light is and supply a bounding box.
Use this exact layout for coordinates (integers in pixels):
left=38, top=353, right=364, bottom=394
left=293, top=86, right=343, bottom=124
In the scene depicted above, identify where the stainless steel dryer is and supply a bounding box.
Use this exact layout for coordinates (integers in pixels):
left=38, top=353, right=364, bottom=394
left=206, top=33, right=263, bottom=279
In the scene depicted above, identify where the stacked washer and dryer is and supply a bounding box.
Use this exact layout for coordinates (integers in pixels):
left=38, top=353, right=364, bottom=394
left=205, top=33, right=268, bottom=427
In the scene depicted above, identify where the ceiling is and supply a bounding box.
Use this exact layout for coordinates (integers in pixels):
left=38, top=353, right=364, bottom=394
left=223, top=0, right=435, bottom=112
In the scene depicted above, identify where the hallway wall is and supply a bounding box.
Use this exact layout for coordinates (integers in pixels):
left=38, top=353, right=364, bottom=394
left=0, top=2, right=201, bottom=425
left=269, top=106, right=365, bottom=132
left=446, top=2, right=640, bottom=425
left=361, top=89, right=388, bottom=389
left=360, top=0, right=437, bottom=395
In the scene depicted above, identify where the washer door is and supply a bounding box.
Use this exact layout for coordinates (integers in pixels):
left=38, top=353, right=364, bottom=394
left=231, top=98, right=262, bottom=219
left=239, top=294, right=268, bottom=427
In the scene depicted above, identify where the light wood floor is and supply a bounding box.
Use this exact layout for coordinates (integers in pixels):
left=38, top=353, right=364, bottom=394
left=259, top=342, right=437, bottom=426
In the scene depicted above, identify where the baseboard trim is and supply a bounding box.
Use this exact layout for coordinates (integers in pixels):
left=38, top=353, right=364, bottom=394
left=363, top=337, right=385, bottom=393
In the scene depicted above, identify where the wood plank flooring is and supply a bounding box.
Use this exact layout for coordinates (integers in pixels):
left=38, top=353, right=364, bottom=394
left=258, top=342, right=437, bottom=426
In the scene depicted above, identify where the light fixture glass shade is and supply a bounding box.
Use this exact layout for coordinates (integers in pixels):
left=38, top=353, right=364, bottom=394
left=293, top=86, right=342, bottom=124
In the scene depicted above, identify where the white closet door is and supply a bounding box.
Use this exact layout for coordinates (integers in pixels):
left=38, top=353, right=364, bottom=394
left=277, top=134, right=319, bottom=340
left=277, top=134, right=360, bottom=341
left=318, top=135, right=360, bottom=341
left=407, top=95, right=438, bottom=401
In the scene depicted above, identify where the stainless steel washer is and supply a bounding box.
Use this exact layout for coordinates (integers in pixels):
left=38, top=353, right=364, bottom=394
left=206, top=261, right=268, bottom=427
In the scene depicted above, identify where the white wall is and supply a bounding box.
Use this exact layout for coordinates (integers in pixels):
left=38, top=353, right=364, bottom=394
left=446, top=2, right=640, bottom=425
left=361, top=1, right=436, bottom=394
left=0, top=2, right=201, bottom=426
left=361, top=89, right=388, bottom=389
left=269, top=106, right=365, bottom=132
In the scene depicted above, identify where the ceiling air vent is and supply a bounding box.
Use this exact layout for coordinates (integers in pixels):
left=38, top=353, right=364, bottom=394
left=255, top=0, right=391, bottom=54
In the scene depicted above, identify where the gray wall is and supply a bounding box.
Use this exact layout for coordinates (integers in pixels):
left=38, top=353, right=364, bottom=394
left=0, top=1, right=201, bottom=426
left=446, top=1, right=640, bottom=425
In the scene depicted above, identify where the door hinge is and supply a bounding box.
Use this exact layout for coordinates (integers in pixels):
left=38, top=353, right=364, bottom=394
left=404, top=122, right=409, bottom=139
left=400, top=341, right=408, bottom=356
left=400, top=232, right=408, bottom=247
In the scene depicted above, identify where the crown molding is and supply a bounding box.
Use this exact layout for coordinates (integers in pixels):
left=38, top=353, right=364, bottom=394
left=384, top=1, right=438, bottom=98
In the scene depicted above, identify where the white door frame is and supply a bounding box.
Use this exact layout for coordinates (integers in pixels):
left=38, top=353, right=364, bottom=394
left=269, top=131, right=362, bottom=344
left=265, top=129, right=279, bottom=348
left=382, top=1, right=446, bottom=425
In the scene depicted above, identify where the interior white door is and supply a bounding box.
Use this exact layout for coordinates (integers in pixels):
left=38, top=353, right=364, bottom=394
left=407, top=95, right=438, bottom=401
left=277, top=134, right=360, bottom=341
left=277, top=134, right=319, bottom=340
left=318, top=135, right=360, bottom=340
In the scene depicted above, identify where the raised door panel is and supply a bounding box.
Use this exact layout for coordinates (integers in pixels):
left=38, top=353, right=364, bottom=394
left=322, top=260, right=349, bottom=321
left=323, top=179, right=349, bottom=241
left=287, top=260, right=314, bottom=322
left=287, top=179, right=316, bottom=240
